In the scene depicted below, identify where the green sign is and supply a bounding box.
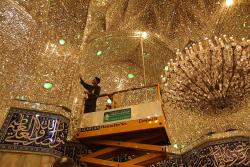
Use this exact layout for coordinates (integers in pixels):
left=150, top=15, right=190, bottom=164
left=104, top=108, right=131, bottom=122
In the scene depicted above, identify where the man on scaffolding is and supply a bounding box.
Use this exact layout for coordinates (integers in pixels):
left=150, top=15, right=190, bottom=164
left=80, top=76, right=101, bottom=113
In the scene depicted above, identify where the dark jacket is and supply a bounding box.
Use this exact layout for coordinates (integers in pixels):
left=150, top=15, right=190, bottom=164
left=80, top=79, right=101, bottom=107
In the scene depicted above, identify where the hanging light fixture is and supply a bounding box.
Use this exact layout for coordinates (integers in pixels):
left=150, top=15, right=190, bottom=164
left=162, top=36, right=250, bottom=111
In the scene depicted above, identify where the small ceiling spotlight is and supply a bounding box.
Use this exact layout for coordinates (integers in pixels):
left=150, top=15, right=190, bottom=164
left=141, top=32, right=148, bottom=39
left=135, top=31, right=148, bottom=39
left=226, top=0, right=234, bottom=7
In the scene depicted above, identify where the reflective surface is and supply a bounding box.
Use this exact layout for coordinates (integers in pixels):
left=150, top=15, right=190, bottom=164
left=0, top=0, right=249, bottom=140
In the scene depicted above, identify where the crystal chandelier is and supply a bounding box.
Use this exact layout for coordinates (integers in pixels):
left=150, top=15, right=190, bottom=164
left=162, top=36, right=250, bottom=111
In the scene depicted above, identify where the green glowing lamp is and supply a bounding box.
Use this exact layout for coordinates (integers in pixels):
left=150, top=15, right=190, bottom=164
left=59, top=38, right=66, bottom=45
left=96, top=50, right=103, bottom=56
left=128, top=73, right=135, bottom=79
left=43, top=82, right=53, bottom=90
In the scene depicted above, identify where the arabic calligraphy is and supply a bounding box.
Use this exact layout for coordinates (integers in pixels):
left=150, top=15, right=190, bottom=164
left=0, top=108, right=69, bottom=155
left=185, top=140, right=250, bottom=167
left=147, top=157, right=184, bottom=167
left=146, top=138, right=250, bottom=167
left=62, top=141, right=89, bottom=166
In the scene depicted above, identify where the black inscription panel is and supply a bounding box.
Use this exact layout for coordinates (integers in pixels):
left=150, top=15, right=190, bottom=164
left=0, top=108, right=69, bottom=156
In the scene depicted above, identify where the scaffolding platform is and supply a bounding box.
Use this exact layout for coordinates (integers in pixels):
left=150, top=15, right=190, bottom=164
left=75, top=85, right=172, bottom=166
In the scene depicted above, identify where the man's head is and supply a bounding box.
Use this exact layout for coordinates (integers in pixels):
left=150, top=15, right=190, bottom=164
left=92, top=77, right=100, bottom=85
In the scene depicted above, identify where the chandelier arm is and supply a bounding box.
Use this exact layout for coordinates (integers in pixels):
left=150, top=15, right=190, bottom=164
left=182, top=83, right=210, bottom=102
left=220, top=47, right=225, bottom=97
left=187, top=59, right=217, bottom=98
left=171, top=99, right=198, bottom=105
left=167, top=92, right=201, bottom=103
left=194, top=53, right=212, bottom=83
left=178, top=66, right=209, bottom=99
left=168, top=88, right=204, bottom=102
left=208, top=50, right=214, bottom=85
left=225, top=46, right=237, bottom=97
left=169, top=72, right=210, bottom=101
left=207, top=49, right=220, bottom=98
left=195, top=52, right=205, bottom=65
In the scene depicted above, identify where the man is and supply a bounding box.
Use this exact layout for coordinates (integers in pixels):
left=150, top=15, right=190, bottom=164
left=80, top=76, right=101, bottom=113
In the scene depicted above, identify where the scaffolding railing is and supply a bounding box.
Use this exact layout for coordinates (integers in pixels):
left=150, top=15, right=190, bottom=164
left=96, top=84, right=161, bottom=111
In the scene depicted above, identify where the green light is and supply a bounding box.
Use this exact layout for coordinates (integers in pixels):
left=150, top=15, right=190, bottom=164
left=59, top=38, right=65, bottom=45
left=107, top=99, right=112, bottom=104
left=96, top=50, right=103, bottom=56
left=43, top=82, right=53, bottom=90
left=128, top=73, right=135, bottom=79
left=164, top=65, right=169, bottom=71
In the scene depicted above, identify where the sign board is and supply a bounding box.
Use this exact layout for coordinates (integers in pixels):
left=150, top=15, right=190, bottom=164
left=78, top=116, right=165, bottom=139
left=103, top=108, right=131, bottom=122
